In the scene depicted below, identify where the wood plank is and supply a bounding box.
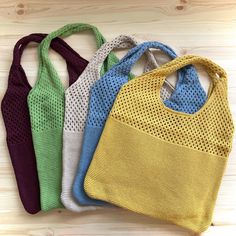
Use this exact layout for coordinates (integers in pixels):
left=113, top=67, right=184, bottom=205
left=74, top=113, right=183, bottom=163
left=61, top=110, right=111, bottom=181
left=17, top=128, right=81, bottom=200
left=0, top=0, right=236, bottom=235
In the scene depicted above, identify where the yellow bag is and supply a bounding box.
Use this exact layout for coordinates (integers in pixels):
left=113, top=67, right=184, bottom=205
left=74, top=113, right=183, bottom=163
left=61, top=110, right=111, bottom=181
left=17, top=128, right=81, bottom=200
left=84, top=55, right=234, bottom=233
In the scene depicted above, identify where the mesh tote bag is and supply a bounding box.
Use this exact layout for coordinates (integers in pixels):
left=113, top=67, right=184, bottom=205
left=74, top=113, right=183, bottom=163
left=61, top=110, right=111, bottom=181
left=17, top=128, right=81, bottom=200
left=62, top=34, right=172, bottom=212
left=73, top=41, right=207, bottom=206
left=27, top=23, right=115, bottom=211
left=84, top=55, right=234, bottom=233
left=1, top=33, right=88, bottom=214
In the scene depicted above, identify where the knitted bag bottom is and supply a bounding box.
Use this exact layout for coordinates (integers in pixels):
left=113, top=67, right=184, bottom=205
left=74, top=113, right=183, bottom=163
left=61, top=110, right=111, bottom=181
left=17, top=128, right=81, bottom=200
left=84, top=116, right=226, bottom=233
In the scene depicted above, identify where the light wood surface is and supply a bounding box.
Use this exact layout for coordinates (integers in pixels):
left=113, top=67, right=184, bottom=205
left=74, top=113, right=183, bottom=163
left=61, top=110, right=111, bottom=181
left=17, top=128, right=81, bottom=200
left=0, top=0, right=236, bottom=235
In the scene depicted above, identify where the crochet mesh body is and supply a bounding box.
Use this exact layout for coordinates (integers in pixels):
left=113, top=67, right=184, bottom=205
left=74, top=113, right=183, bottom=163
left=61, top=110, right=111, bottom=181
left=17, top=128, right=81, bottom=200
left=86, top=42, right=206, bottom=128
left=111, top=56, right=234, bottom=157
left=29, top=24, right=117, bottom=132
left=2, top=67, right=32, bottom=144
left=64, top=35, right=174, bottom=133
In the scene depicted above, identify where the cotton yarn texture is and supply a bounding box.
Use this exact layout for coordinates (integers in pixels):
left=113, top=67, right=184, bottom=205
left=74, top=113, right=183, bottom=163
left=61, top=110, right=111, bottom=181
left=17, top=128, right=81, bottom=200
left=73, top=41, right=207, bottom=206
left=84, top=55, right=234, bottom=233
left=62, top=34, right=174, bottom=212
left=1, top=21, right=234, bottom=234
left=1, top=33, right=87, bottom=214
left=27, top=23, right=112, bottom=211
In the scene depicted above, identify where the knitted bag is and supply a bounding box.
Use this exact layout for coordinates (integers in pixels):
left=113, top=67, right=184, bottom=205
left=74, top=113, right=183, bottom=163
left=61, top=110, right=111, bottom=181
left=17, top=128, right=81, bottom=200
left=1, top=33, right=88, bottom=214
left=62, top=34, right=174, bottom=212
left=84, top=55, right=234, bottom=233
left=27, top=23, right=114, bottom=211
left=73, top=42, right=207, bottom=206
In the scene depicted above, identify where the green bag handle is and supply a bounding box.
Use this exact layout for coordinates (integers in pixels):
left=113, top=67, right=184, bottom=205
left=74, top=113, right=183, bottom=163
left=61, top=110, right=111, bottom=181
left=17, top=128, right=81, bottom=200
left=38, top=23, right=119, bottom=91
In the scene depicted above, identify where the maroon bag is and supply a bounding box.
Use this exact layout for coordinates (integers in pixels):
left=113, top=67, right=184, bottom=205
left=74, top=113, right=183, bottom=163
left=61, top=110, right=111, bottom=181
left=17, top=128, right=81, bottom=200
left=1, top=33, right=88, bottom=214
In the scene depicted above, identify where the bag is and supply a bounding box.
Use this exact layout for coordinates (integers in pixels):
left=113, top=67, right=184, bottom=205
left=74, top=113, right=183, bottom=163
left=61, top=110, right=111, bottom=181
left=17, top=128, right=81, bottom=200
left=1, top=33, right=88, bottom=214
left=64, top=34, right=174, bottom=211
left=62, top=34, right=173, bottom=211
left=74, top=41, right=206, bottom=206
left=84, top=55, right=234, bottom=233
left=27, top=23, right=114, bottom=211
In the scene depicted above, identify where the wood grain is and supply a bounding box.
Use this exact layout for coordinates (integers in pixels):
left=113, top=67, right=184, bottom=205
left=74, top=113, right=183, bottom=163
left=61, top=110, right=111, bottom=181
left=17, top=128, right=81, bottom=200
left=0, top=0, right=236, bottom=235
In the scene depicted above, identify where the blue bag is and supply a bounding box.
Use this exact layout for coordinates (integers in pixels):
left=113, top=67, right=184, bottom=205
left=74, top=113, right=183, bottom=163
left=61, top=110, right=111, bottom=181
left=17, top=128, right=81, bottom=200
left=73, top=41, right=207, bottom=206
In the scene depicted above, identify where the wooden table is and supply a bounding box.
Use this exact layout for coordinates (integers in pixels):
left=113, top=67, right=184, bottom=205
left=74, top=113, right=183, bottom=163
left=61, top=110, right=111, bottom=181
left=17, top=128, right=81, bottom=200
left=0, top=0, right=236, bottom=235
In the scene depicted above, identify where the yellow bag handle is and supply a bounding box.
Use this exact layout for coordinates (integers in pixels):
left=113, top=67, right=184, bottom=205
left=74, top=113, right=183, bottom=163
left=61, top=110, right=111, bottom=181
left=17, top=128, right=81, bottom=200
left=153, top=55, right=227, bottom=85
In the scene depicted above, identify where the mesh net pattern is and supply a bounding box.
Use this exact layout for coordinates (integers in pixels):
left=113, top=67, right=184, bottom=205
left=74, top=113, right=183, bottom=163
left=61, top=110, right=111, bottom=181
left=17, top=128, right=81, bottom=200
left=86, top=42, right=206, bottom=128
left=28, top=24, right=117, bottom=132
left=64, top=35, right=174, bottom=132
left=110, top=56, right=234, bottom=157
left=1, top=67, right=32, bottom=143
left=2, top=33, right=88, bottom=142
left=28, top=74, right=65, bottom=132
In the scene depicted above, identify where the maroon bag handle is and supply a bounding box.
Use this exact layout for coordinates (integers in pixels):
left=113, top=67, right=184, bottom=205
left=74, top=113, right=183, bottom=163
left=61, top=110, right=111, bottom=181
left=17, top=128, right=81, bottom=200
left=10, top=33, right=88, bottom=86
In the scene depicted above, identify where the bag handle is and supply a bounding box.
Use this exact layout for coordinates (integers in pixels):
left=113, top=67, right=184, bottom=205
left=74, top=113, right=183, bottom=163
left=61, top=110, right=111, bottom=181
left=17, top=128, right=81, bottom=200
left=13, top=33, right=86, bottom=65
left=91, top=35, right=160, bottom=76
left=155, top=55, right=227, bottom=85
left=12, top=34, right=50, bottom=66
left=10, top=33, right=88, bottom=86
left=39, top=23, right=115, bottom=86
left=112, top=41, right=179, bottom=75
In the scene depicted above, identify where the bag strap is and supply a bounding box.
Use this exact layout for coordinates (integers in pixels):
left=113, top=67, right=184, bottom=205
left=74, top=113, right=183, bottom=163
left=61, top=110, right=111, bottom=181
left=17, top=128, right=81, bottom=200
left=10, top=33, right=88, bottom=86
left=13, top=33, right=85, bottom=65
left=39, top=23, right=116, bottom=87
left=155, top=55, right=227, bottom=85
left=111, top=41, right=178, bottom=75
left=90, top=35, right=160, bottom=76
left=12, top=34, right=41, bottom=66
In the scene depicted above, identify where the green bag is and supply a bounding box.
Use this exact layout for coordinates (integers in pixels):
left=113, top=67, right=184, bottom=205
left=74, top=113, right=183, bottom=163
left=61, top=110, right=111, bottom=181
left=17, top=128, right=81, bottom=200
left=28, top=23, right=118, bottom=211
